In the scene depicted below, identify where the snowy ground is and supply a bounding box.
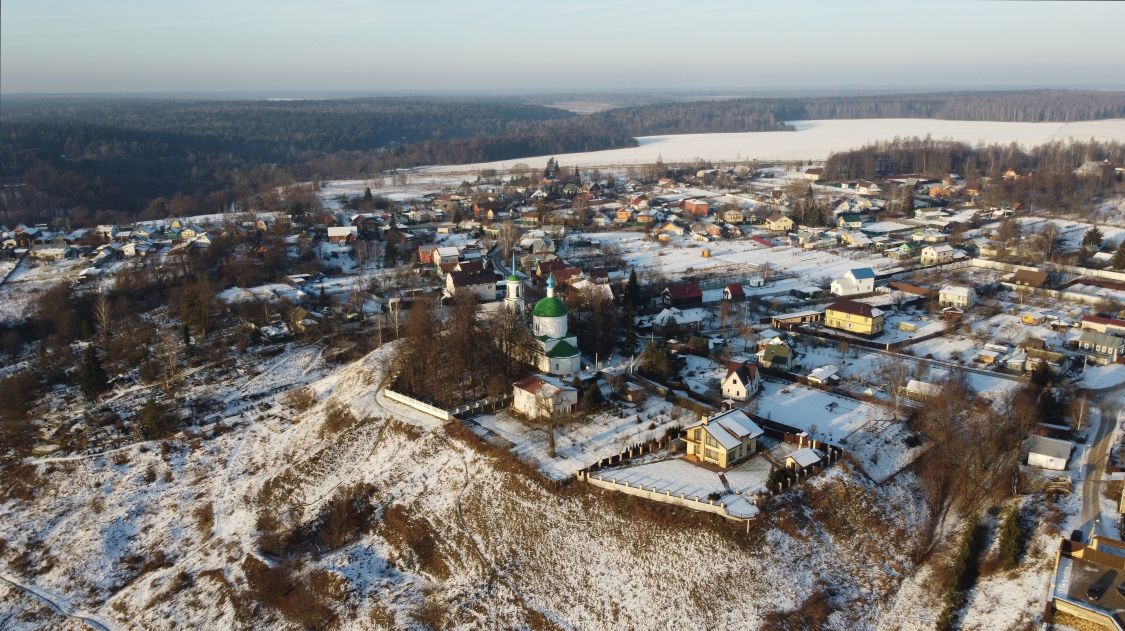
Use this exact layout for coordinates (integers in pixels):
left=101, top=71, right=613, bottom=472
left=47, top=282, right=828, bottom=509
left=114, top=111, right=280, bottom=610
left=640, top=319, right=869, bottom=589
left=1, top=343, right=939, bottom=630
left=420, top=118, right=1125, bottom=170
left=583, top=231, right=893, bottom=284
left=469, top=395, right=694, bottom=480
left=748, top=380, right=925, bottom=483
left=0, top=257, right=86, bottom=325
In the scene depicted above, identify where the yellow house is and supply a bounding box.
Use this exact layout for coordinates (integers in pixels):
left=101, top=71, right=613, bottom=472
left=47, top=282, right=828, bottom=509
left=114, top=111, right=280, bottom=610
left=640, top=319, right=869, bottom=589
left=825, top=299, right=885, bottom=336
left=682, top=409, right=764, bottom=469
left=765, top=212, right=794, bottom=232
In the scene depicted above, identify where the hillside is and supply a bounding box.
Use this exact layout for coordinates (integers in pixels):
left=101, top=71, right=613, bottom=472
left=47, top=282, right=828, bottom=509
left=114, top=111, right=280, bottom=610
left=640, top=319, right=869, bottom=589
left=1, top=345, right=935, bottom=630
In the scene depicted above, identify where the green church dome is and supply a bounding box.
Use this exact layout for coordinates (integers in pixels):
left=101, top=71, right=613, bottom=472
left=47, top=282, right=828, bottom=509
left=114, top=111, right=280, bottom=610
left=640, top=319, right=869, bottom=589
left=532, top=296, right=567, bottom=318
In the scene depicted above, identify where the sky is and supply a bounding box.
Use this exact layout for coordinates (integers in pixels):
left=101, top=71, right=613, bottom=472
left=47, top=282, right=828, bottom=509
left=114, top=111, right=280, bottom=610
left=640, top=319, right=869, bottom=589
left=2, top=0, right=1125, bottom=95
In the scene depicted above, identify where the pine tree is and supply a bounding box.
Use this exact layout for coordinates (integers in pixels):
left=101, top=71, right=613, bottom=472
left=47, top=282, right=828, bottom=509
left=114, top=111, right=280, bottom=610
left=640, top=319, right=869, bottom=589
left=1113, top=240, right=1125, bottom=270
left=363, top=187, right=373, bottom=201
left=580, top=384, right=603, bottom=412
left=626, top=269, right=641, bottom=307
left=78, top=345, right=107, bottom=401
left=622, top=306, right=638, bottom=357
left=1082, top=225, right=1104, bottom=249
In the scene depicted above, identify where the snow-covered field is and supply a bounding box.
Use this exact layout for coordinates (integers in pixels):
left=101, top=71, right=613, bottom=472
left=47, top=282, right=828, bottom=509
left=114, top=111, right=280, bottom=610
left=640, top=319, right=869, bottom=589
left=422, top=118, right=1125, bottom=171
left=584, top=231, right=893, bottom=284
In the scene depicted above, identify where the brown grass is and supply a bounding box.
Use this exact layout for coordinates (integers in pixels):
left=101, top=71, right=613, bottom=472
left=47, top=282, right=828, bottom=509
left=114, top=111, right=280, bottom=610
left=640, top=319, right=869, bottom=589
left=241, top=555, right=347, bottom=629
left=379, top=504, right=450, bottom=580
left=284, top=386, right=317, bottom=412
left=193, top=502, right=214, bottom=539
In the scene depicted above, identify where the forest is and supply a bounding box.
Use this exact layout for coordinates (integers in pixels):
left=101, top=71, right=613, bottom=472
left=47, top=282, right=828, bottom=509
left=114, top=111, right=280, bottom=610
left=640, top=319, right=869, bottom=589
left=2, top=90, right=1123, bottom=225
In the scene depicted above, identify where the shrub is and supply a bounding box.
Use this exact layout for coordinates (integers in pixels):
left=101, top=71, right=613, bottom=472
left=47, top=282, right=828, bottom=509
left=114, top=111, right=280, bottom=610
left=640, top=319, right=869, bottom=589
left=380, top=504, right=448, bottom=579
left=317, top=483, right=376, bottom=550
left=994, top=505, right=1027, bottom=571
left=241, top=556, right=345, bottom=628
left=193, top=502, right=214, bottom=538
left=320, top=400, right=358, bottom=437
left=284, top=387, right=317, bottom=412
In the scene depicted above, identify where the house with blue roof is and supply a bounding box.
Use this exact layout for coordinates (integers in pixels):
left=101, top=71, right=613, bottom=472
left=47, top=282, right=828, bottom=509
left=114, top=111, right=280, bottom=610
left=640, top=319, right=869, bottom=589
left=830, top=267, right=876, bottom=296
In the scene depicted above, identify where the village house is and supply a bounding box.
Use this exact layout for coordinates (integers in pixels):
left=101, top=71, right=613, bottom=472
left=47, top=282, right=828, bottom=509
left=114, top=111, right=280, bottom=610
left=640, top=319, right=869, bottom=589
left=721, top=362, right=760, bottom=401
left=830, top=267, right=876, bottom=296
left=512, top=374, right=578, bottom=420
left=902, top=379, right=942, bottom=402
left=327, top=226, right=358, bottom=243
left=445, top=268, right=499, bottom=302
left=723, top=283, right=745, bottom=301
left=856, top=180, right=881, bottom=195
left=938, top=285, right=977, bottom=308
left=682, top=409, right=764, bottom=469
left=757, top=344, right=794, bottom=371
left=1081, top=315, right=1125, bottom=337
left=825, top=299, right=885, bottom=336
left=802, top=167, right=824, bottom=181
left=1076, top=330, right=1125, bottom=365
left=658, top=221, right=685, bottom=237
left=662, top=283, right=703, bottom=307
left=837, top=213, right=864, bottom=230
left=920, top=244, right=956, bottom=265
left=682, top=199, right=710, bottom=217
left=721, top=207, right=746, bottom=224
left=1009, top=269, right=1050, bottom=289
left=765, top=211, right=795, bottom=232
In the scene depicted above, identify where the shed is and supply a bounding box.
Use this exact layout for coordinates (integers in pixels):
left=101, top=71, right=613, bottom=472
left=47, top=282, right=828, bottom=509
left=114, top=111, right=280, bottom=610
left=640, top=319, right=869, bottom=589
left=1026, top=435, right=1072, bottom=471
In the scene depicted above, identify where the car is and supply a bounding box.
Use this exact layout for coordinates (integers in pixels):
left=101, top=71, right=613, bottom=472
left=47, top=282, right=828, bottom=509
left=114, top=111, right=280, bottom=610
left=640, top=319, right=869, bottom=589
left=1086, top=569, right=1117, bottom=602
left=1072, top=529, right=1085, bottom=543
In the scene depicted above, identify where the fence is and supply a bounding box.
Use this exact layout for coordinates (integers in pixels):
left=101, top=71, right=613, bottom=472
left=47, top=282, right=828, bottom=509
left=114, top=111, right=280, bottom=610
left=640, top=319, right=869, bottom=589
left=579, top=471, right=750, bottom=521
left=383, top=388, right=453, bottom=421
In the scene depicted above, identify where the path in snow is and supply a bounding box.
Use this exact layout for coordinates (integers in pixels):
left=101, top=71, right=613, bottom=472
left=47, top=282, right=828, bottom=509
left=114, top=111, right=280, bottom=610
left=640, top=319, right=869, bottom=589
left=0, top=572, right=122, bottom=631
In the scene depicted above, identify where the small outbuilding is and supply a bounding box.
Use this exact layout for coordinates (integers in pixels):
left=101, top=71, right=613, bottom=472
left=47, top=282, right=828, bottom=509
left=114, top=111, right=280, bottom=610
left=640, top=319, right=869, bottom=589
left=1026, top=435, right=1072, bottom=471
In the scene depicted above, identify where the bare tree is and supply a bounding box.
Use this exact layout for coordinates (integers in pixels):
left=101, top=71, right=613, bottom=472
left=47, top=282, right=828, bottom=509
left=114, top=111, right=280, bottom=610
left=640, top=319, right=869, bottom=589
left=93, top=292, right=113, bottom=342
left=497, top=222, right=521, bottom=259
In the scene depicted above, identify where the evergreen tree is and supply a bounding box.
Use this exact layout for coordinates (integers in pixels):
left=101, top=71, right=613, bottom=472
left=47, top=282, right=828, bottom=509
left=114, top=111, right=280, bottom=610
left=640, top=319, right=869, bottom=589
left=1082, top=225, right=1104, bottom=249
left=996, top=506, right=1024, bottom=570
left=78, top=345, right=108, bottom=400
left=363, top=187, right=373, bottom=201
left=622, top=306, right=638, bottom=357
left=626, top=269, right=641, bottom=307
left=639, top=343, right=674, bottom=380
left=580, top=384, right=603, bottom=412
left=1113, top=240, right=1125, bottom=270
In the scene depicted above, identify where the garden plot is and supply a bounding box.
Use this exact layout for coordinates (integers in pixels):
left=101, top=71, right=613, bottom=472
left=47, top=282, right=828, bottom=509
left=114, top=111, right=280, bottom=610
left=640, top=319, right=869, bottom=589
left=0, top=257, right=87, bottom=325
left=469, top=395, right=696, bottom=480
left=751, top=380, right=886, bottom=443
left=843, top=420, right=928, bottom=484
left=749, top=381, right=926, bottom=482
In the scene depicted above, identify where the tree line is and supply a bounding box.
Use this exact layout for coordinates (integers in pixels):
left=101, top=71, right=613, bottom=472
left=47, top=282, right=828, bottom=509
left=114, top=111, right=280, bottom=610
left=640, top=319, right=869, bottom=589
left=3, top=90, right=1123, bottom=225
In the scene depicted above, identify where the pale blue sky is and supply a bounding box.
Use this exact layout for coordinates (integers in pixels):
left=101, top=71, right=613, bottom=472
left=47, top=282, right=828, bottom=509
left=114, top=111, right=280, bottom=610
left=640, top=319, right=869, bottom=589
left=2, top=0, right=1123, bottom=94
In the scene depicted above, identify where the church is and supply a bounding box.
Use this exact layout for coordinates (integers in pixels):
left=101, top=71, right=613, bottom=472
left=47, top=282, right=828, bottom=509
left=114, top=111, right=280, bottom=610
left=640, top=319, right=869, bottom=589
left=517, top=274, right=580, bottom=375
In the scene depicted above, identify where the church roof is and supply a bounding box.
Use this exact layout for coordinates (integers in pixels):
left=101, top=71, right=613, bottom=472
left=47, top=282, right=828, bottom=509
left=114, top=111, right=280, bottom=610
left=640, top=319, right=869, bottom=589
left=533, top=295, right=567, bottom=318
left=544, top=339, right=579, bottom=358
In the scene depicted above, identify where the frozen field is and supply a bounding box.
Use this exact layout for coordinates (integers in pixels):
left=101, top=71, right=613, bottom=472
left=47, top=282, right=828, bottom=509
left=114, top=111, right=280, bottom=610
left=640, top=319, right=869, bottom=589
left=424, top=118, right=1125, bottom=170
